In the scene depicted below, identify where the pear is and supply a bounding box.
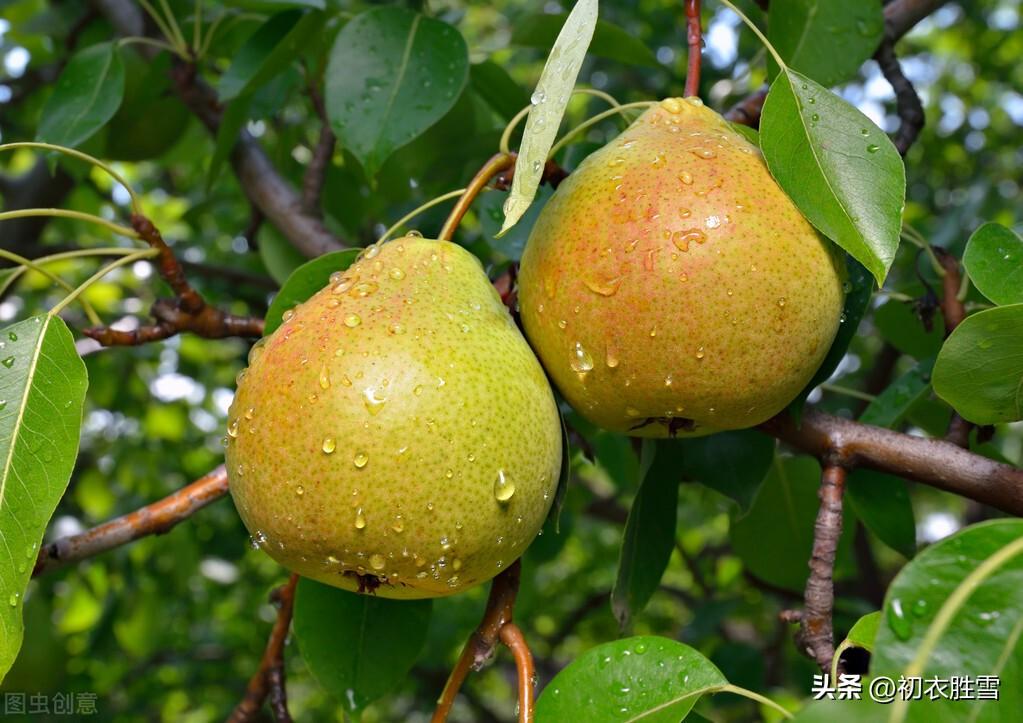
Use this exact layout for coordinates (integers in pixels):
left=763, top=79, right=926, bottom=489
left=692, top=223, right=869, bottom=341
left=518, top=97, right=846, bottom=437
left=226, top=236, right=562, bottom=598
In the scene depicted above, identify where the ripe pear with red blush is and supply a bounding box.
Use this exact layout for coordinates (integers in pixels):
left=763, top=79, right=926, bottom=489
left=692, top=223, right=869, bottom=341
left=226, top=236, right=562, bottom=598
left=518, top=97, right=847, bottom=437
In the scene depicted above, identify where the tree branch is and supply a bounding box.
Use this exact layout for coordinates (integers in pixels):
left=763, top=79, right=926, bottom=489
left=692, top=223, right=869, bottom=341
left=83, top=213, right=265, bottom=345
left=432, top=560, right=534, bottom=723
left=759, top=409, right=1023, bottom=516
left=33, top=466, right=229, bottom=576
left=93, top=0, right=344, bottom=258
left=796, top=464, right=847, bottom=671
left=933, top=248, right=973, bottom=447
left=229, top=574, right=298, bottom=723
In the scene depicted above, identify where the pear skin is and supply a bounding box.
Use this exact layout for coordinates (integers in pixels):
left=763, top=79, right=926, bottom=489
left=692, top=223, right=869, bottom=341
left=226, top=237, right=562, bottom=598
left=518, top=98, right=846, bottom=437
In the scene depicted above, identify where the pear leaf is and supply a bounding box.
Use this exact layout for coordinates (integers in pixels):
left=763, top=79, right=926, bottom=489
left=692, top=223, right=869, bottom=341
left=499, top=0, right=598, bottom=235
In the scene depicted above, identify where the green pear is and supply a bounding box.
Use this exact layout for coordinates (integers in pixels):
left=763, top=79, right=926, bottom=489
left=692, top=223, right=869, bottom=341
left=226, top=237, right=562, bottom=598
left=518, top=97, right=846, bottom=437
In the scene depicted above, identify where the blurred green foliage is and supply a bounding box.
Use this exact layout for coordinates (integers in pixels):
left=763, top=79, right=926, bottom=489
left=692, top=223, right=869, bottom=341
left=1, top=0, right=1021, bottom=720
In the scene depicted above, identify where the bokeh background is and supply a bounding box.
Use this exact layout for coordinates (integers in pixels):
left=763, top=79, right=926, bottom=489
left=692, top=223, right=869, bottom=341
left=1, top=0, right=1021, bottom=720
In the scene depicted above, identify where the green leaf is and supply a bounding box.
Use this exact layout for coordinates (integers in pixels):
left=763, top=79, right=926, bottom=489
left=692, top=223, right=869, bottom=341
left=790, top=256, right=872, bottom=418
left=536, top=636, right=728, bottom=722
left=265, top=250, right=360, bottom=334
left=206, top=95, right=252, bottom=190
left=963, top=223, right=1023, bottom=306
left=325, top=7, right=469, bottom=178
left=548, top=409, right=572, bottom=533
left=731, top=456, right=854, bottom=592
left=846, top=470, right=916, bottom=559
left=512, top=14, right=660, bottom=68
left=611, top=440, right=682, bottom=630
left=933, top=304, right=1023, bottom=424
left=292, top=578, right=432, bottom=712
left=499, top=0, right=598, bottom=235
left=767, top=0, right=884, bottom=87
left=859, top=358, right=934, bottom=428
left=831, top=610, right=880, bottom=683
left=874, top=300, right=944, bottom=360
left=680, top=430, right=775, bottom=513
left=470, top=60, right=530, bottom=122
left=0, top=316, right=88, bottom=681
left=218, top=9, right=320, bottom=102
left=36, top=42, right=125, bottom=148
left=258, top=225, right=308, bottom=285
left=760, top=70, right=905, bottom=285
left=871, top=519, right=1023, bottom=720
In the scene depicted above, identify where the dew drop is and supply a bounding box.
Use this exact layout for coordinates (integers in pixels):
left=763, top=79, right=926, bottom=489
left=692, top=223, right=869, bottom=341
left=369, top=553, right=385, bottom=570
left=392, top=515, right=405, bottom=533
left=695, top=346, right=705, bottom=360
left=1, top=357, right=13, bottom=368
left=867, top=144, right=880, bottom=153
left=282, top=309, right=296, bottom=323
left=8, top=593, right=18, bottom=607
left=777, top=297, right=787, bottom=308
left=660, top=98, right=683, bottom=114
left=584, top=275, right=624, bottom=297
left=355, top=508, right=367, bottom=529
left=531, top=89, right=547, bottom=105
left=319, top=366, right=331, bottom=389
left=887, top=598, right=912, bottom=640
left=354, top=451, right=369, bottom=468
left=227, top=419, right=239, bottom=438
left=494, top=469, right=516, bottom=503
left=389, top=267, right=405, bottom=280
left=322, top=437, right=336, bottom=454
left=295, top=485, right=304, bottom=496
left=690, top=148, right=715, bottom=159
left=570, top=342, right=594, bottom=373
left=344, top=314, right=361, bottom=328
left=389, top=323, right=406, bottom=335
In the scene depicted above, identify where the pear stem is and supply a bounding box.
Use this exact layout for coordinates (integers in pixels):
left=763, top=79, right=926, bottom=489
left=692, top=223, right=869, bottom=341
left=438, top=153, right=516, bottom=242
left=546, top=101, right=656, bottom=159
left=684, top=0, right=703, bottom=98
left=378, top=189, right=468, bottom=243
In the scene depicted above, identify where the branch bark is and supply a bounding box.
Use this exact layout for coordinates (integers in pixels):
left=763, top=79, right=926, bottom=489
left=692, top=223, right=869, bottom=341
left=93, top=0, right=344, bottom=258
left=229, top=574, right=298, bottom=723
left=684, top=0, right=702, bottom=99
left=83, top=214, right=265, bottom=345
left=33, top=466, right=229, bottom=576
left=760, top=409, right=1023, bottom=516
left=797, top=464, right=847, bottom=671
left=432, top=560, right=535, bottom=723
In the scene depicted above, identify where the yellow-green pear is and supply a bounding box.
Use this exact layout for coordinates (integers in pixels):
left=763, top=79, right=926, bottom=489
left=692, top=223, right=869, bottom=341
left=226, top=237, right=562, bottom=598
left=518, top=97, right=846, bottom=437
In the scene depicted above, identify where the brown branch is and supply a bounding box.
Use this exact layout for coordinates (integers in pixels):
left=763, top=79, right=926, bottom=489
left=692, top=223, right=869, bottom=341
left=724, top=88, right=767, bottom=128
left=932, top=247, right=973, bottom=447
left=684, top=0, right=702, bottom=99
left=302, top=123, right=335, bottom=215
left=759, top=408, right=1023, bottom=516
left=432, top=560, right=534, bottom=723
left=95, top=0, right=344, bottom=258
left=500, top=623, right=536, bottom=723
left=797, top=464, right=847, bottom=671
left=33, top=466, right=229, bottom=576
left=874, top=35, right=925, bottom=155
left=229, top=574, right=299, bottom=723
left=83, top=213, right=265, bottom=346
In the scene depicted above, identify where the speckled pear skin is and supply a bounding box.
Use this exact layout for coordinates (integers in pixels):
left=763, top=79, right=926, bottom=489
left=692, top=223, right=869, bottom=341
left=226, top=237, right=562, bottom=598
left=518, top=98, right=846, bottom=437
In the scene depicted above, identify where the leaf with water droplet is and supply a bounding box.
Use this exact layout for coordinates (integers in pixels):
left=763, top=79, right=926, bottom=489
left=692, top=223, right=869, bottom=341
left=293, top=579, right=432, bottom=712
left=0, top=315, right=88, bottom=679
left=325, top=7, right=469, bottom=178
left=761, top=69, right=904, bottom=285
left=499, top=0, right=598, bottom=235
left=962, top=223, right=1023, bottom=306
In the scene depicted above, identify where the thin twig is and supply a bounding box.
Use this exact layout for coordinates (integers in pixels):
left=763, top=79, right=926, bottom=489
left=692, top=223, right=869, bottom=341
left=33, top=466, right=229, bottom=576
left=684, top=0, right=702, bottom=98
left=83, top=213, right=265, bottom=345
left=797, top=463, right=848, bottom=671
left=432, top=561, right=533, bottom=723
left=302, top=123, right=335, bottom=215
left=229, top=574, right=299, bottom=723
